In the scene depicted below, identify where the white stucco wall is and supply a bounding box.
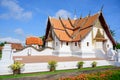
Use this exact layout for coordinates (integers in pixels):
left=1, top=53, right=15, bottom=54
left=0, top=44, right=118, bottom=75
left=0, top=60, right=113, bottom=75
left=13, top=47, right=53, bottom=56
left=54, top=36, right=60, bottom=50
left=81, top=31, right=93, bottom=51
left=46, top=41, right=53, bottom=48
left=53, top=41, right=72, bottom=56
left=71, top=42, right=80, bottom=51
left=80, top=31, right=95, bottom=58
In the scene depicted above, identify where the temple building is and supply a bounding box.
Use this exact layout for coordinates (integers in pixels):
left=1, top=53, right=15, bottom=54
left=0, top=42, right=23, bottom=51
left=26, top=36, right=43, bottom=49
left=45, top=11, right=116, bottom=58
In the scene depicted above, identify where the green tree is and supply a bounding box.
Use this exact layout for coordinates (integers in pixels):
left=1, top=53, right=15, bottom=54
left=110, top=29, right=115, bottom=37
left=116, top=42, right=120, bottom=49
left=0, top=42, right=7, bottom=46
left=40, top=36, right=45, bottom=42
left=40, top=36, right=45, bottom=47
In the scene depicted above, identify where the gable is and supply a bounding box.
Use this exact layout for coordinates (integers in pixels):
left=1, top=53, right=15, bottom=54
left=98, top=13, right=116, bottom=45
left=94, top=19, right=102, bottom=29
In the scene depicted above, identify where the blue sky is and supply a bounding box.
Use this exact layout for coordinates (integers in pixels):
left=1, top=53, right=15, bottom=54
left=0, top=0, right=120, bottom=44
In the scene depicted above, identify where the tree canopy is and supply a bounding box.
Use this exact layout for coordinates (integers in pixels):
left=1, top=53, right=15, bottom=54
left=116, top=42, right=120, bottom=49
left=110, top=29, right=115, bottom=37
left=0, top=42, right=7, bottom=46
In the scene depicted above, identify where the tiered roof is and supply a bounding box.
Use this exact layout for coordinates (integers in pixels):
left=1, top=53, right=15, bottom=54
left=45, top=12, right=116, bottom=45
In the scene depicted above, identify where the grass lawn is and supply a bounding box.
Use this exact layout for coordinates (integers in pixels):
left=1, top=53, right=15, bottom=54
left=0, top=66, right=115, bottom=79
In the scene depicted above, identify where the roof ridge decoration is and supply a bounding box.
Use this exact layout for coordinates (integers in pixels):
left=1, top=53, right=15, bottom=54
left=72, top=17, right=89, bottom=38
left=95, top=29, right=104, bottom=38
left=80, top=14, right=82, bottom=19
left=73, top=18, right=80, bottom=27
left=73, top=9, right=77, bottom=20
left=94, top=29, right=106, bottom=41
left=87, top=11, right=91, bottom=17
left=59, top=17, right=73, bottom=39
left=68, top=17, right=75, bottom=28
left=100, top=5, right=104, bottom=13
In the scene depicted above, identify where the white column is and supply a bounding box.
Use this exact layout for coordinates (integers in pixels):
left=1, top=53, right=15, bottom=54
left=1, top=44, right=13, bottom=64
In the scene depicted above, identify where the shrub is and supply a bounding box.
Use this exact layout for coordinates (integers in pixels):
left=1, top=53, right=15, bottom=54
left=77, top=61, right=84, bottom=69
left=8, top=61, right=24, bottom=75
left=48, top=60, right=57, bottom=72
left=91, top=61, right=97, bottom=68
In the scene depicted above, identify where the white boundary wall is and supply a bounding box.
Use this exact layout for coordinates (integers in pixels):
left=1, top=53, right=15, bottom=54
left=0, top=60, right=113, bottom=75
left=0, top=44, right=118, bottom=75
left=13, top=47, right=53, bottom=56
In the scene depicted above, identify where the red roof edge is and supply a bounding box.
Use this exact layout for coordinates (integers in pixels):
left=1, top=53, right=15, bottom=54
left=99, top=12, right=116, bottom=46
left=44, top=17, right=51, bottom=45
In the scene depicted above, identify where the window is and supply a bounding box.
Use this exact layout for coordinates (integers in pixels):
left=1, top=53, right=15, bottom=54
left=79, top=42, right=81, bottom=48
left=87, top=42, right=89, bottom=46
left=75, top=42, right=77, bottom=46
left=66, top=42, right=68, bottom=46
left=56, top=42, right=58, bottom=46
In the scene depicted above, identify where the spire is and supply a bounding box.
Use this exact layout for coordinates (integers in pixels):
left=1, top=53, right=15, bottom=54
left=88, top=11, right=91, bottom=16
left=87, top=11, right=91, bottom=17
left=59, top=16, right=61, bottom=20
left=100, top=5, right=104, bottom=13
left=74, top=9, right=77, bottom=20
left=80, top=13, right=82, bottom=19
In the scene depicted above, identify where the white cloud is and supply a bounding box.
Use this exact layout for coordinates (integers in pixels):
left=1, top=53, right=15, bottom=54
left=55, top=9, right=71, bottom=19
left=0, top=0, right=32, bottom=20
left=0, top=37, right=22, bottom=43
left=14, top=28, right=24, bottom=36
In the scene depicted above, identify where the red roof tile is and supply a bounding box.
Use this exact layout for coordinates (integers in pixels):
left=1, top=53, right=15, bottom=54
left=7, top=42, right=23, bottom=50
left=45, top=12, right=116, bottom=45
left=26, top=36, right=43, bottom=45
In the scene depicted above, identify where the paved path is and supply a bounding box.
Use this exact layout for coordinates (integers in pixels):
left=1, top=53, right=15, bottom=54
left=13, top=56, right=104, bottom=63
